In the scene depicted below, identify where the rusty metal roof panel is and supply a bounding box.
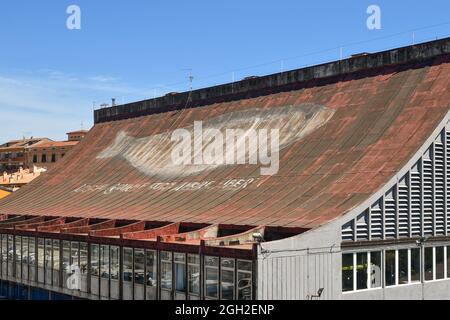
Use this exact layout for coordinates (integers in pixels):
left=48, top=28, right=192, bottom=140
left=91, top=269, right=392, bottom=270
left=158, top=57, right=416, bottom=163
left=0, top=39, right=449, bottom=230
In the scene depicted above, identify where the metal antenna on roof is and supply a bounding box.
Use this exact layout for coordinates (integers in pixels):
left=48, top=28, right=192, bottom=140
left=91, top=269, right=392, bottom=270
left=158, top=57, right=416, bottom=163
left=182, top=68, right=194, bottom=91
left=182, top=68, right=194, bottom=107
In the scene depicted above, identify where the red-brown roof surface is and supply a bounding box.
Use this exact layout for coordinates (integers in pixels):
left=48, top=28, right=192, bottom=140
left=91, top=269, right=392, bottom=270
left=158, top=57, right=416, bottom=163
left=0, top=47, right=449, bottom=230
left=30, top=140, right=79, bottom=148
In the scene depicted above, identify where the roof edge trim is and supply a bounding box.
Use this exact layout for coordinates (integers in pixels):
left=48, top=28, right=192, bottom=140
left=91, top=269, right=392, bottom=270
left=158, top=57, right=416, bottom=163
left=94, top=37, right=450, bottom=124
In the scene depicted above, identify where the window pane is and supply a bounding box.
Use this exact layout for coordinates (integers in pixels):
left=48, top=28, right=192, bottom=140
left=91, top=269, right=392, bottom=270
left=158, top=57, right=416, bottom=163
left=188, top=254, right=200, bottom=295
left=52, top=240, right=60, bottom=271
left=356, top=253, right=368, bottom=290
left=29, top=238, right=36, bottom=266
left=71, top=242, right=79, bottom=267
left=62, top=241, right=71, bottom=272
left=425, top=247, right=433, bottom=281
left=221, top=269, right=235, bottom=300
left=205, top=256, right=219, bottom=298
left=145, top=250, right=156, bottom=286
left=398, top=249, right=409, bottom=285
left=237, top=260, right=251, bottom=271
left=110, top=246, right=119, bottom=280
left=448, top=247, right=450, bottom=279
left=342, top=254, right=354, bottom=292
left=410, top=248, right=421, bottom=283
left=1, top=234, right=7, bottom=264
left=15, top=236, right=22, bottom=264
left=237, top=271, right=252, bottom=300
left=385, top=250, right=396, bottom=286
left=80, top=243, right=88, bottom=275
left=90, top=244, right=99, bottom=277
left=38, top=238, right=45, bottom=267
left=370, top=251, right=382, bottom=288
left=123, top=248, right=133, bottom=282
left=100, top=245, right=110, bottom=279
left=174, top=253, right=186, bottom=292
left=134, top=249, right=145, bottom=285
left=45, top=239, right=52, bottom=268
left=436, top=247, right=445, bottom=280
left=161, top=251, right=172, bottom=290
left=22, top=237, right=29, bottom=265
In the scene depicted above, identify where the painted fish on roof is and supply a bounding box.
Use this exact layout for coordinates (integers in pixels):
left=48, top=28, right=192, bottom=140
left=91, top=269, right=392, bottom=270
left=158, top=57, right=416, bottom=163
left=97, top=103, right=335, bottom=179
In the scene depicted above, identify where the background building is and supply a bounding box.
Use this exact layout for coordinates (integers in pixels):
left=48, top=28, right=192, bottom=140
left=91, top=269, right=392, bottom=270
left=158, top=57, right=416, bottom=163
left=67, top=130, right=88, bottom=142
left=0, top=131, right=87, bottom=191
left=0, top=38, right=449, bottom=300
left=26, top=140, right=79, bottom=171
left=0, top=138, right=49, bottom=173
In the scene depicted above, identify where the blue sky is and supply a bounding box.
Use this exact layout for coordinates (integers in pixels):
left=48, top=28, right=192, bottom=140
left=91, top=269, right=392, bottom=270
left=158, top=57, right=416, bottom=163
left=0, top=0, right=449, bottom=141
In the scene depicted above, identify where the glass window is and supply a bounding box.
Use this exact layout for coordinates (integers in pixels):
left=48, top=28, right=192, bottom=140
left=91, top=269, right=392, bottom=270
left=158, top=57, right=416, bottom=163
left=205, top=256, right=219, bottom=299
left=237, top=260, right=252, bottom=300
left=100, top=245, right=110, bottom=279
left=385, top=250, right=396, bottom=286
left=80, top=243, right=88, bottom=275
left=356, top=252, right=368, bottom=290
left=134, top=249, right=145, bottom=285
left=29, top=238, right=36, bottom=266
left=38, top=238, right=45, bottom=268
left=22, top=237, right=29, bottom=265
left=7, top=235, right=13, bottom=276
left=436, top=247, right=445, bottom=280
left=71, top=242, right=79, bottom=268
left=145, top=250, right=157, bottom=287
left=447, top=246, right=450, bottom=279
left=221, top=258, right=235, bottom=300
left=342, top=254, right=354, bottom=292
left=174, top=253, right=186, bottom=292
left=110, top=246, right=119, bottom=280
left=188, top=254, right=200, bottom=295
left=52, top=240, right=60, bottom=271
left=90, top=244, right=99, bottom=277
left=398, top=249, right=409, bottom=285
left=15, top=236, right=22, bottom=275
left=122, top=248, right=133, bottom=282
left=425, top=247, right=433, bottom=281
left=45, top=239, right=53, bottom=269
left=62, top=241, right=71, bottom=273
left=1, top=234, right=6, bottom=262
left=410, top=248, right=421, bottom=283
left=161, top=251, right=173, bottom=290
left=369, top=251, right=382, bottom=289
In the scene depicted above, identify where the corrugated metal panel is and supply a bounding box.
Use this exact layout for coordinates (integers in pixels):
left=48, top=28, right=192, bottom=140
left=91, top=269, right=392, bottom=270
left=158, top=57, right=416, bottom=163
left=258, top=250, right=336, bottom=300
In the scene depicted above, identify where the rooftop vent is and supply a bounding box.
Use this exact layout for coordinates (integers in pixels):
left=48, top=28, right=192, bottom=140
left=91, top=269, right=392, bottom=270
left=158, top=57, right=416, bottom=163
left=351, top=52, right=370, bottom=58
left=243, top=76, right=260, bottom=81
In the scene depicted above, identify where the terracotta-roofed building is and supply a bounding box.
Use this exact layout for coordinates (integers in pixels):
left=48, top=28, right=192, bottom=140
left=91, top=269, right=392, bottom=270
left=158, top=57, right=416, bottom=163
left=0, top=38, right=449, bottom=300
left=0, top=138, right=50, bottom=173
left=67, top=130, right=89, bottom=142
left=26, top=139, right=80, bottom=171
